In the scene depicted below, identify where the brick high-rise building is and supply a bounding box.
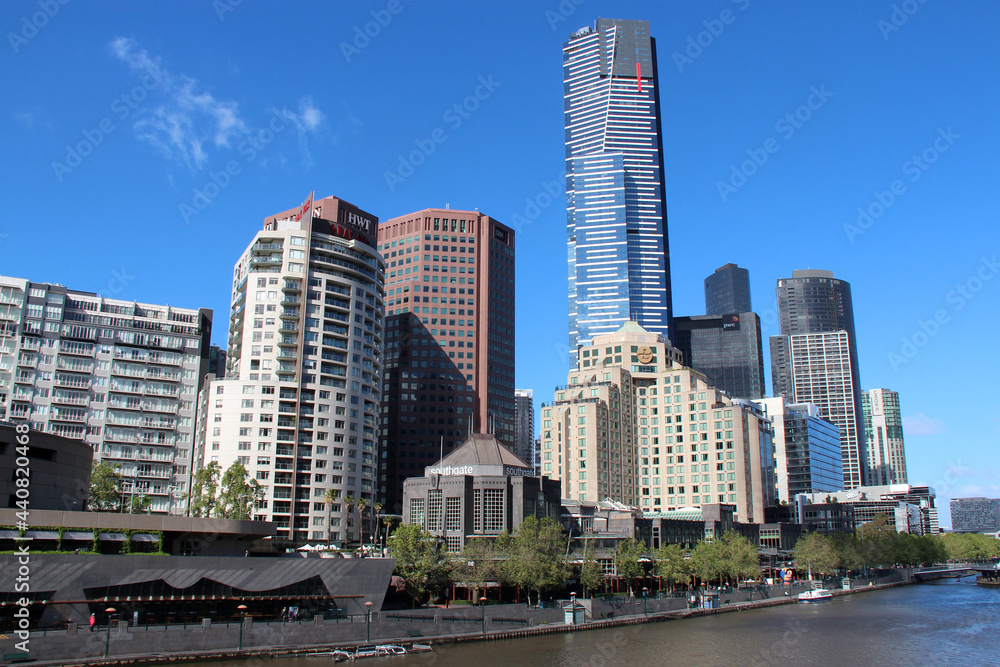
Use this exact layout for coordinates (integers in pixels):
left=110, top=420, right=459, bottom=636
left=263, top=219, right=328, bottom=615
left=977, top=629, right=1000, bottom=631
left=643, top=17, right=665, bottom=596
left=378, top=209, right=515, bottom=513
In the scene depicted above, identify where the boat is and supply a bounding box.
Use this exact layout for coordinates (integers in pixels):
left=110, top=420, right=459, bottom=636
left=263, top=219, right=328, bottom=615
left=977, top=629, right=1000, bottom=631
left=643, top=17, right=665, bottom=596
left=409, top=644, right=433, bottom=653
left=798, top=589, right=832, bottom=602
left=976, top=576, right=1000, bottom=588
left=305, top=650, right=354, bottom=661
left=376, top=645, right=407, bottom=655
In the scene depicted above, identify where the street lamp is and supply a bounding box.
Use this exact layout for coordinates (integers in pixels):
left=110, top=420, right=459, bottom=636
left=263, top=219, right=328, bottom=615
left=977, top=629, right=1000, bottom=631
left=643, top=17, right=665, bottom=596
left=365, top=601, right=373, bottom=642
left=642, top=587, right=649, bottom=615
left=236, top=605, right=247, bottom=650
left=104, top=607, right=116, bottom=657
left=480, top=596, right=487, bottom=634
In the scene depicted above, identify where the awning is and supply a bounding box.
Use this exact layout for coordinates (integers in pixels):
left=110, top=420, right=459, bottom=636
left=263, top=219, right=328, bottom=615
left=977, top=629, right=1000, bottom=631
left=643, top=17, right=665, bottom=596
left=0, top=530, right=20, bottom=539
left=62, top=532, right=95, bottom=541
left=97, top=533, right=127, bottom=541
left=131, top=534, right=160, bottom=542
left=25, top=530, right=60, bottom=540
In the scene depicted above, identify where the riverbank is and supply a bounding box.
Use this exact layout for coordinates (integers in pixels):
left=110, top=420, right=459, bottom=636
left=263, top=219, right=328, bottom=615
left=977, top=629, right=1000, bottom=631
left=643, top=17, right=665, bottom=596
left=15, top=577, right=913, bottom=666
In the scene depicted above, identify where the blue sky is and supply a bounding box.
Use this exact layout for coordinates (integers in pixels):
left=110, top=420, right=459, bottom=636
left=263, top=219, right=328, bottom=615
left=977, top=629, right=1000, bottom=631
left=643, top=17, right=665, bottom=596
left=2, top=1, right=998, bottom=526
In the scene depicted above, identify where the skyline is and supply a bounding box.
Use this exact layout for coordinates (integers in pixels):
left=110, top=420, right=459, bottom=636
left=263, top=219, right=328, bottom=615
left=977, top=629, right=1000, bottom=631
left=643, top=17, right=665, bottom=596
left=3, top=1, right=999, bottom=526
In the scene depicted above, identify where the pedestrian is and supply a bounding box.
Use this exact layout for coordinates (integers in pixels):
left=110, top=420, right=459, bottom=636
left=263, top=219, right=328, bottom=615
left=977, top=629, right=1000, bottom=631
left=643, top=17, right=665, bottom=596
left=89, top=613, right=96, bottom=632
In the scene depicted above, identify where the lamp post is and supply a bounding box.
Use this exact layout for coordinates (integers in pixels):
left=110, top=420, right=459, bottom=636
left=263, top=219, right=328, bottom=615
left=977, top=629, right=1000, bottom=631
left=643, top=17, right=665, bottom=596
left=642, top=587, right=649, bottom=615
left=480, top=596, right=487, bottom=634
left=236, top=605, right=247, bottom=650
left=104, top=607, right=116, bottom=657
left=365, top=601, right=373, bottom=642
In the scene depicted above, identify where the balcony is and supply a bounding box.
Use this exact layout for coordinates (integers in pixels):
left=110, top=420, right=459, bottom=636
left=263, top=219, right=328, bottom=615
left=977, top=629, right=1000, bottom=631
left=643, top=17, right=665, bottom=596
left=61, top=342, right=95, bottom=357
left=147, top=369, right=181, bottom=382
left=142, top=418, right=176, bottom=430
left=250, top=255, right=283, bottom=267
left=280, top=309, right=300, bottom=320
left=50, top=408, right=87, bottom=422
left=52, top=392, right=89, bottom=407
left=277, top=337, right=297, bottom=347
left=278, top=323, right=299, bottom=334
left=55, top=375, right=92, bottom=390
left=280, top=294, right=301, bottom=306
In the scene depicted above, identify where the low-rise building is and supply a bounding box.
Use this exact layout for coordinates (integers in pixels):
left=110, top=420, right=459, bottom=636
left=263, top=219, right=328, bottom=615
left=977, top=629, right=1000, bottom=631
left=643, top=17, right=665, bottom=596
left=799, top=484, right=937, bottom=534
left=950, top=497, right=1000, bottom=533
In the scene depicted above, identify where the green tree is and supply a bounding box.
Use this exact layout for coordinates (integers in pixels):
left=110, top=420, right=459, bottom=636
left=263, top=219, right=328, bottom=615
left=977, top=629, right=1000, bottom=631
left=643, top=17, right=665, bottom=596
left=187, top=461, right=221, bottom=518
left=495, top=516, right=567, bottom=606
left=389, top=524, right=451, bottom=607
left=857, top=514, right=897, bottom=567
left=88, top=461, right=123, bottom=511
left=653, top=543, right=692, bottom=593
left=793, top=532, right=839, bottom=579
left=579, top=540, right=603, bottom=598
left=691, top=538, right=725, bottom=586
left=718, top=532, right=760, bottom=583
left=355, top=497, right=369, bottom=549
left=614, top=538, right=648, bottom=594
left=215, top=461, right=261, bottom=520
left=323, top=488, right=339, bottom=548
left=372, top=502, right=384, bottom=550
left=128, top=494, right=152, bottom=514
left=456, top=537, right=499, bottom=600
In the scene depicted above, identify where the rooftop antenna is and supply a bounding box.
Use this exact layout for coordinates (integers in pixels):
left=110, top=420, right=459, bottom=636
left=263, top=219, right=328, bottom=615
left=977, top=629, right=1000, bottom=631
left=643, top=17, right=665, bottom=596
left=440, top=435, right=444, bottom=465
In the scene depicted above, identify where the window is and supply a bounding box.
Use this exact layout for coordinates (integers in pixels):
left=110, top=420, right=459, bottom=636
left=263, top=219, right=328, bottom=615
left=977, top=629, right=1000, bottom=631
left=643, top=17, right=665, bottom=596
left=410, top=498, right=426, bottom=526
left=427, top=490, right=443, bottom=531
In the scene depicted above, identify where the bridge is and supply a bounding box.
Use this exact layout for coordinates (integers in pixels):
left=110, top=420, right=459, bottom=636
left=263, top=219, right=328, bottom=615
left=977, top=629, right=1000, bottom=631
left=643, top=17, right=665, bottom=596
left=912, top=564, right=997, bottom=581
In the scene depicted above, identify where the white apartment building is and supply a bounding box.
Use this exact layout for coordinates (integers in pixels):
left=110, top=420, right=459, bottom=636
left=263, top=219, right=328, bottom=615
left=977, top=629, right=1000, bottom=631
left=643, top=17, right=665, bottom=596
left=540, top=322, right=774, bottom=524
left=197, top=193, right=384, bottom=543
left=0, top=275, right=212, bottom=514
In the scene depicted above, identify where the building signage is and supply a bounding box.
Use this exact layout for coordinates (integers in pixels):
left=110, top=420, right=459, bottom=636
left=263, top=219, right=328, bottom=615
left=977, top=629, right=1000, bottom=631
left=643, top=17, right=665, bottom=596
left=426, top=464, right=534, bottom=478
left=313, top=204, right=377, bottom=247
left=504, top=466, right=534, bottom=477
left=722, top=314, right=740, bottom=331
left=428, top=465, right=475, bottom=476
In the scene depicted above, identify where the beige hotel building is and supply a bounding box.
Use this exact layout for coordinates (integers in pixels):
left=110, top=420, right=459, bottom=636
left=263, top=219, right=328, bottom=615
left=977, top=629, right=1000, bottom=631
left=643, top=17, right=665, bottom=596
left=540, top=322, right=774, bottom=523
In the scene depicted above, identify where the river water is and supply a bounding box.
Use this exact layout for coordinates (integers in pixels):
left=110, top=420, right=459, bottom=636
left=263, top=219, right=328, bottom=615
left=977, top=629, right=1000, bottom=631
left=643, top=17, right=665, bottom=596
left=200, top=578, right=999, bottom=667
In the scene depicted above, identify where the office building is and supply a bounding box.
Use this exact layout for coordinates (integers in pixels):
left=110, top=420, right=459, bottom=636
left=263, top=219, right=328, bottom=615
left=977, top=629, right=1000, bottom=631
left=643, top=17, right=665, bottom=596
left=705, top=263, right=751, bottom=316
left=770, top=270, right=867, bottom=489
left=0, top=423, right=93, bottom=511
left=564, top=18, right=673, bottom=364
left=402, top=433, right=561, bottom=552
left=673, top=313, right=765, bottom=399
left=514, top=389, right=534, bottom=463
left=198, top=193, right=384, bottom=543
left=755, top=397, right=842, bottom=503
left=800, top=484, right=938, bottom=535
left=862, top=388, right=908, bottom=485
left=540, top=322, right=774, bottom=523
left=0, top=275, right=212, bottom=514
left=378, top=209, right=515, bottom=513
left=950, top=497, right=1000, bottom=533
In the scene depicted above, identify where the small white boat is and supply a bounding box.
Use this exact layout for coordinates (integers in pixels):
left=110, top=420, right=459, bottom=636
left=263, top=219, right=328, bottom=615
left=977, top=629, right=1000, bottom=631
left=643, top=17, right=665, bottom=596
left=798, top=588, right=832, bottom=602
left=409, top=644, right=433, bottom=653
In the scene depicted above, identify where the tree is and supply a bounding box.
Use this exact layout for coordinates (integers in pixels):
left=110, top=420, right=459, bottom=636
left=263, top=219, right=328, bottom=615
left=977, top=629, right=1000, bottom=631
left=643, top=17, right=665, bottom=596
left=857, top=514, right=897, bottom=567
left=88, top=461, right=123, bottom=511
left=355, top=497, right=369, bottom=549
left=691, top=539, right=725, bottom=586
left=718, top=532, right=760, bottom=584
left=187, top=461, right=221, bottom=518
left=323, top=488, right=340, bottom=548
left=373, top=502, right=384, bottom=550
left=579, top=540, right=603, bottom=598
left=128, top=494, right=152, bottom=514
left=456, top=538, right=499, bottom=600
left=496, top=516, right=567, bottom=606
left=389, top=524, right=451, bottom=607
left=215, top=461, right=261, bottom=520
left=653, top=543, right=692, bottom=593
left=614, top=538, right=648, bottom=594
left=793, top=532, right=839, bottom=579
left=343, top=494, right=355, bottom=545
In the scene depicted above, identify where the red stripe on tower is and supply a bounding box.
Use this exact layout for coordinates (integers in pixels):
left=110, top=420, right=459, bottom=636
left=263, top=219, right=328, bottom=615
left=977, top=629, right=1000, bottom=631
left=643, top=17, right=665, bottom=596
left=637, top=62, right=642, bottom=92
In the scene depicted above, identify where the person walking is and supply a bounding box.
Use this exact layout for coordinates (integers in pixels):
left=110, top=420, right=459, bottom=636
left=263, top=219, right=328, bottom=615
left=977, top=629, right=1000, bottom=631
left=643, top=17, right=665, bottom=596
left=89, top=613, right=96, bottom=632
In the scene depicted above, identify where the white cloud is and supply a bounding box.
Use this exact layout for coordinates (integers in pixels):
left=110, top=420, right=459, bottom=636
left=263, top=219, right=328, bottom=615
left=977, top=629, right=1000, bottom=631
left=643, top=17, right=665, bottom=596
left=274, top=98, right=327, bottom=168
left=12, top=112, right=36, bottom=129
left=109, top=37, right=247, bottom=171
left=902, top=413, right=945, bottom=436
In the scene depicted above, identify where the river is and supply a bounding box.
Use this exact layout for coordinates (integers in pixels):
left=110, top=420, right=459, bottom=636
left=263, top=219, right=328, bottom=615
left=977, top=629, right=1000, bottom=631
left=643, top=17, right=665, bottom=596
left=198, top=578, right=999, bottom=667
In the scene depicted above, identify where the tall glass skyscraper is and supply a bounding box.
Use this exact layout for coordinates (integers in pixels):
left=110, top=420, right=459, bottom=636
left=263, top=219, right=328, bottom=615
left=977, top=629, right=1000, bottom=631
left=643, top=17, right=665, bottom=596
left=563, top=18, right=672, bottom=366
left=705, top=263, right=752, bottom=316
left=862, top=388, right=908, bottom=485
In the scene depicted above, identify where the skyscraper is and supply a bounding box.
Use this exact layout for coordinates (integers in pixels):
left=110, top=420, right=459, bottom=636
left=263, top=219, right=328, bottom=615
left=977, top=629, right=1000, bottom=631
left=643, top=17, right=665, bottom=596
left=0, top=275, right=212, bottom=515
left=862, top=388, right=908, bottom=485
left=756, top=397, right=842, bottom=503
left=564, top=19, right=672, bottom=365
left=377, top=208, right=515, bottom=513
left=770, top=269, right=867, bottom=489
left=197, top=193, right=384, bottom=543
left=950, top=497, right=1000, bottom=532
left=673, top=313, right=765, bottom=399
left=514, top=389, right=535, bottom=464
left=705, top=263, right=752, bottom=315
